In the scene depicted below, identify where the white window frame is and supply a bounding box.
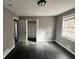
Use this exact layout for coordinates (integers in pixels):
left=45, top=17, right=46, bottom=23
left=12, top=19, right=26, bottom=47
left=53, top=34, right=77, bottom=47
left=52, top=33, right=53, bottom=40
left=62, top=13, right=75, bottom=42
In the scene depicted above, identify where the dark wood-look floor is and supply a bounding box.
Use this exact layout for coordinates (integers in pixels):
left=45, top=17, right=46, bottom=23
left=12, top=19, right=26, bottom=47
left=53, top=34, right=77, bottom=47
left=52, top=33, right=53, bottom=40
left=4, top=41, right=75, bottom=59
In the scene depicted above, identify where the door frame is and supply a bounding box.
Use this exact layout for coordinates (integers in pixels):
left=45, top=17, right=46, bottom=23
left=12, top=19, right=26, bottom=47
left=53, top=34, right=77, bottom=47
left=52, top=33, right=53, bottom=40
left=26, top=19, right=38, bottom=43
left=13, top=17, right=19, bottom=45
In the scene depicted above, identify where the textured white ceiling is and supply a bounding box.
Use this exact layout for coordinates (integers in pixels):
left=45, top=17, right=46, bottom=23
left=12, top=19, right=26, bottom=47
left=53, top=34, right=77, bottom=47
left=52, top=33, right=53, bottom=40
left=3, top=0, right=75, bottom=16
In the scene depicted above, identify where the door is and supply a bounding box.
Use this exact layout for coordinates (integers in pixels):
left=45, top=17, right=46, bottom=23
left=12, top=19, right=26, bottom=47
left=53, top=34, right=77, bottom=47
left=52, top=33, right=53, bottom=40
left=14, top=20, right=18, bottom=45
left=28, top=21, right=36, bottom=42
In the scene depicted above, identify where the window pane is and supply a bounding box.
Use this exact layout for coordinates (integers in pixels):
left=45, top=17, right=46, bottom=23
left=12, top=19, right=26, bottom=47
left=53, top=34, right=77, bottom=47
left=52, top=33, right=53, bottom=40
left=62, top=14, right=75, bottom=42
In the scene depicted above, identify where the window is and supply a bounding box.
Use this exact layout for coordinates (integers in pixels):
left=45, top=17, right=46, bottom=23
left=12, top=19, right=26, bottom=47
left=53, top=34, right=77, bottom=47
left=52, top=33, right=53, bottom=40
left=62, top=14, right=75, bottom=42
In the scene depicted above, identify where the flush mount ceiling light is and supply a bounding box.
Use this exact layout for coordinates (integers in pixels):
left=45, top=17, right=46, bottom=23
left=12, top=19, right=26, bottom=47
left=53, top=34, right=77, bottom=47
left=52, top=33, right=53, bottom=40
left=38, top=0, right=46, bottom=6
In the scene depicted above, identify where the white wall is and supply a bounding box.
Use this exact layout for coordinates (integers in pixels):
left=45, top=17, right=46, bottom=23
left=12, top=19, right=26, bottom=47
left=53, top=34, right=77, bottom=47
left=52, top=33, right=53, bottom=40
left=18, top=20, right=26, bottom=42
left=18, top=16, right=56, bottom=42
left=37, top=17, right=56, bottom=42
left=3, top=7, right=18, bottom=52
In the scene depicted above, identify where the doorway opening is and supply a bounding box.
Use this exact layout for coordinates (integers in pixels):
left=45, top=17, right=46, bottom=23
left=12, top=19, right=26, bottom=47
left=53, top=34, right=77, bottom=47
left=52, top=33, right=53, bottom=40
left=26, top=20, right=38, bottom=42
left=14, top=17, right=19, bottom=45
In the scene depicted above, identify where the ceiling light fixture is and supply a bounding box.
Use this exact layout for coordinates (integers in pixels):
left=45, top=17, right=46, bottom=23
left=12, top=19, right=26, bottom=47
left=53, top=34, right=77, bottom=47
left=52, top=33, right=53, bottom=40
left=38, top=0, right=46, bottom=6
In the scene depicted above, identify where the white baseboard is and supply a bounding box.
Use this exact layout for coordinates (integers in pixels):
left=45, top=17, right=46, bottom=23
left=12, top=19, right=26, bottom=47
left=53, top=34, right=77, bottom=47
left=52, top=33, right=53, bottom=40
left=37, top=40, right=55, bottom=42
left=3, top=45, right=15, bottom=58
left=55, top=40, right=75, bottom=55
